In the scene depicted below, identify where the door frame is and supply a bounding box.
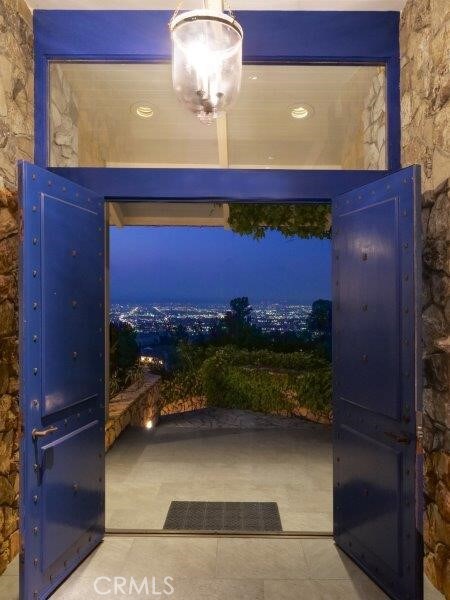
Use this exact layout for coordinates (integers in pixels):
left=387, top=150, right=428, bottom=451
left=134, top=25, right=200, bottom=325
left=34, top=8, right=401, bottom=176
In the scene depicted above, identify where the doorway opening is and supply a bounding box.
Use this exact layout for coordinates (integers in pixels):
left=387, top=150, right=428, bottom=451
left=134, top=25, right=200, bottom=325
left=105, top=200, right=333, bottom=535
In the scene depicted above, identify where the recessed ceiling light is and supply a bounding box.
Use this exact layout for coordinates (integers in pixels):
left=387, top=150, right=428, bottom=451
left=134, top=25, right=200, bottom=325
left=249, top=75, right=258, bottom=80
left=268, top=155, right=275, bottom=161
left=131, top=103, right=154, bottom=119
left=291, top=104, right=313, bottom=120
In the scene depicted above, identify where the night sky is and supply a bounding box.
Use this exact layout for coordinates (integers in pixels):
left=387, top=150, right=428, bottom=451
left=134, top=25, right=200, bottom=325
left=110, top=226, right=331, bottom=304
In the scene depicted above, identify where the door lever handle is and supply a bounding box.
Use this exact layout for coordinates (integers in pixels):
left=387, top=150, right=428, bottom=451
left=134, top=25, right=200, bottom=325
left=384, top=431, right=411, bottom=445
left=32, top=426, right=58, bottom=440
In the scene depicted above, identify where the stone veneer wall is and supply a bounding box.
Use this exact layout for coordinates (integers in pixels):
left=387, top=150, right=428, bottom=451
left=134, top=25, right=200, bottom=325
left=400, top=0, right=450, bottom=596
left=362, top=67, right=386, bottom=170
left=341, top=67, right=386, bottom=170
left=0, top=0, right=33, bottom=573
left=49, top=64, right=79, bottom=167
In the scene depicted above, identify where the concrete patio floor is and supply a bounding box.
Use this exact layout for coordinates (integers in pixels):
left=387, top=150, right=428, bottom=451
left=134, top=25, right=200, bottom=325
left=106, top=408, right=333, bottom=532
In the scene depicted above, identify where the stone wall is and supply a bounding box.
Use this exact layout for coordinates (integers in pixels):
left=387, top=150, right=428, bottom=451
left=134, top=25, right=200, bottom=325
left=0, top=0, right=33, bottom=574
left=400, top=0, right=450, bottom=596
left=106, top=374, right=162, bottom=451
left=49, top=64, right=79, bottom=167
left=341, top=67, right=386, bottom=170
left=362, top=67, right=386, bottom=170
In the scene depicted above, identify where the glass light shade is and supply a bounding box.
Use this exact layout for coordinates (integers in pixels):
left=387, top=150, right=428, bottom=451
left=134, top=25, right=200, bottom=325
left=170, top=9, right=243, bottom=124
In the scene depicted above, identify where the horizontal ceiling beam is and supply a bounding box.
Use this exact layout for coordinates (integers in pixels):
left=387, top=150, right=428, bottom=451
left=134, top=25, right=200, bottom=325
left=50, top=168, right=390, bottom=201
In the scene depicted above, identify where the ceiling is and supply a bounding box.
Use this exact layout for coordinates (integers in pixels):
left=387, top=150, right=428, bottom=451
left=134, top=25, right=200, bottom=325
left=26, top=0, right=406, bottom=11
left=51, top=62, right=383, bottom=169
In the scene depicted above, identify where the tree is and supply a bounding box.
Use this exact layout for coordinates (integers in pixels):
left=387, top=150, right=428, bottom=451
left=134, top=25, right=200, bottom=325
left=305, top=299, right=332, bottom=359
left=227, top=296, right=252, bottom=324
left=109, top=321, right=140, bottom=379
left=210, top=297, right=260, bottom=348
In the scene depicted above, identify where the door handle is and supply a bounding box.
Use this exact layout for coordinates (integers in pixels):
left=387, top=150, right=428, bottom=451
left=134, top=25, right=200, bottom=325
left=32, top=426, right=58, bottom=440
left=383, top=431, right=411, bottom=445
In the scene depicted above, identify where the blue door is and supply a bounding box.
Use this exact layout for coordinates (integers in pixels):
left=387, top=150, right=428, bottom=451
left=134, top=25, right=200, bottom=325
left=19, top=162, right=105, bottom=599
left=333, top=166, right=422, bottom=600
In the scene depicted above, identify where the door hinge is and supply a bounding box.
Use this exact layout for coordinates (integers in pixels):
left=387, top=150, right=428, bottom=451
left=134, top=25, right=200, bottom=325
left=416, top=411, right=424, bottom=455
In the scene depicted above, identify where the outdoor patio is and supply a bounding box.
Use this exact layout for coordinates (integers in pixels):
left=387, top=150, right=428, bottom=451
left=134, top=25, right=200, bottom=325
left=106, top=408, right=333, bottom=532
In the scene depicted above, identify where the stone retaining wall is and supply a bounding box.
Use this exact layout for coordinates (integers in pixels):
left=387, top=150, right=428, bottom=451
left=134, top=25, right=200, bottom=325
left=160, top=396, right=207, bottom=417
left=0, top=0, right=33, bottom=574
left=400, top=0, right=450, bottom=595
left=160, top=395, right=330, bottom=425
left=106, top=374, right=162, bottom=451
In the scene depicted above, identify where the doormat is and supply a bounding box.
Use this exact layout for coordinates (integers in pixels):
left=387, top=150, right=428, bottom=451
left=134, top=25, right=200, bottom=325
left=163, top=501, right=282, bottom=532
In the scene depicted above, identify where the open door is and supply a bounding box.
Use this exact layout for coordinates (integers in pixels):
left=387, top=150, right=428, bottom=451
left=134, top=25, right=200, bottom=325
left=333, top=166, right=422, bottom=600
left=19, top=162, right=106, bottom=599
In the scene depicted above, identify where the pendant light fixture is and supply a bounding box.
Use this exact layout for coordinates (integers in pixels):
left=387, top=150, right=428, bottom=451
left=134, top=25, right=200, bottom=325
left=169, top=1, right=243, bottom=124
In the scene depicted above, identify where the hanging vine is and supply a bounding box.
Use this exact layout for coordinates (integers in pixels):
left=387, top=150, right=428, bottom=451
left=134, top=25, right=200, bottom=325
left=228, top=203, right=331, bottom=240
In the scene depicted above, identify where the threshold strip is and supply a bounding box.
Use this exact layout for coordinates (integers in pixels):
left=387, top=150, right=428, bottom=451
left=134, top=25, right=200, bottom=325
left=105, top=528, right=333, bottom=539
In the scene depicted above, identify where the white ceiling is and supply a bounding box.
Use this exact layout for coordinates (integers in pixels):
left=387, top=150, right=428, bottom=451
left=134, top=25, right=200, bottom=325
left=51, top=62, right=384, bottom=169
left=26, top=0, right=406, bottom=11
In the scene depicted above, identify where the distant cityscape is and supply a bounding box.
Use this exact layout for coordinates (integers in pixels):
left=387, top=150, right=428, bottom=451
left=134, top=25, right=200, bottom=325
left=111, top=301, right=312, bottom=336
left=111, top=301, right=313, bottom=365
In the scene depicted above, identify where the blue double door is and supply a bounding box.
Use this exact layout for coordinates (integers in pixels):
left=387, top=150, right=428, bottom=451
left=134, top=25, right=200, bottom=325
left=19, top=162, right=422, bottom=599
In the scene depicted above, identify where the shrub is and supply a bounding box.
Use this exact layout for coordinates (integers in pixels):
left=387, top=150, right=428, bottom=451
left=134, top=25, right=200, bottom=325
left=161, top=344, right=332, bottom=417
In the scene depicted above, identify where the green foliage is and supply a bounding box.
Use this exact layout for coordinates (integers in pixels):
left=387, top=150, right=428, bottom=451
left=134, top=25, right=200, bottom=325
left=228, top=203, right=331, bottom=240
left=161, top=344, right=332, bottom=417
left=109, top=321, right=141, bottom=397
left=159, top=342, right=212, bottom=402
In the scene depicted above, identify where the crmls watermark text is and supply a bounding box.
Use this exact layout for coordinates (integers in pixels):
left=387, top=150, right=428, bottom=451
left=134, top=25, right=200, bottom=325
left=93, top=576, right=175, bottom=596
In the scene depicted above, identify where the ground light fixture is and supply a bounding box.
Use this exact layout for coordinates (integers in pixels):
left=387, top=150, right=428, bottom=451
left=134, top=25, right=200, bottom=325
left=169, top=4, right=243, bottom=124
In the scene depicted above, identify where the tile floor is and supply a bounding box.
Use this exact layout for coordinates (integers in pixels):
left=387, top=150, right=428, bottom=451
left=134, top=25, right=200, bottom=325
left=0, top=536, right=443, bottom=599
left=1, top=411, right=443, bottom=599
left=106, top=410, right=333, bottom=532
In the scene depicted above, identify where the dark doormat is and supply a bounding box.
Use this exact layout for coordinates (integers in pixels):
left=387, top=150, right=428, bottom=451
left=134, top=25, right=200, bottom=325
left=163, top=501, right=282, bottom=532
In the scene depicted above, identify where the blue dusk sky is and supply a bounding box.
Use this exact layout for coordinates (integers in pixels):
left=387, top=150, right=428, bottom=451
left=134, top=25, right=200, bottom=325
left=110, top=226, right=331, bottom=304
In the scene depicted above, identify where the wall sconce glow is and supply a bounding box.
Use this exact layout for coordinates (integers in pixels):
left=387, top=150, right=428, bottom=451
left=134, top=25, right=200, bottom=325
left=170, top=8, right=243, bottom=124
left=132, top=103, right=154, bottom=119
left=291, top=105, right=313, bottom=120
left=145, top=420, right=154, bottom=430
